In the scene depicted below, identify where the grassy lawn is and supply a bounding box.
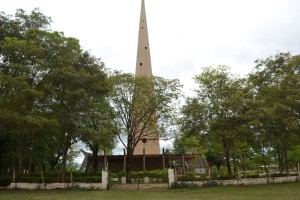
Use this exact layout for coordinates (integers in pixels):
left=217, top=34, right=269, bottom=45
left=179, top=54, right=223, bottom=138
left=0, top=182, right=299, bottom=200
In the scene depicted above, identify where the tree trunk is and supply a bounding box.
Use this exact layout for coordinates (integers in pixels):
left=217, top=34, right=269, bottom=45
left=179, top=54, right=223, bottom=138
left=283, top=135, right=289, bottom=176
left=260, top=150, right=270, bottom=182
left=261, top=150, right=267, bottom=174
left=51, top=157, right=58, bottom=171
left=0, top=153, right=2, bottom=176
left=61, top=143, right=69, bottom=183
left=225, top=149, right=232, bottom=179
left=41, top=166, right=44, bottom=183
left=60, top=134, right=71, bottom=183
left=92, top=144, right=99, bottom=173
left=18, top=133, right=23, bottom=175
left=237, top=166, right=241, bottom=179
left=126, top=147, right=133, bottom=183
left=243, top=167, right=247, bottom=178
left=297, top=162, right=300, bottom=181
left=222, top=138, right=232, bottom=179
left=277, top=144, right=283, bottom=173
left=225, top=150, right=232, bottom=179
left=28, top=142, right=34, bottom=176
left=29, top=136, right=37, bottom=175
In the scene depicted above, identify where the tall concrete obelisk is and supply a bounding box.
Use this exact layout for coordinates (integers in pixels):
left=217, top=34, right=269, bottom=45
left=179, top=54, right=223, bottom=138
left=134, top=0, right=160, bottom=155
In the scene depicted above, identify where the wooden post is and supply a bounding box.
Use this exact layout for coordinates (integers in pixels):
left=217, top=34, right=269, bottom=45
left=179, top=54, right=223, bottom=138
left=13, top=169, right=16, bottom=183
left=123, top=148, right=126, bottom=172
left=71, top=170, right=73, bottom=183
left=102, top=170, right=108, bottom=190
left=168, top=168, right=175, bottom=187
left=162, top=148, right=165, bottom=169
left=12, top=152, right=15, bottom=183
left=298, top=162, right=300, bottom=181
left=237, top=166, right=241, bottom=180
left=104, top=149, right=107, bottom=170
left=181, top=154, right=185, bottom=175
left=41, top=167, right=45, bottom=183
left=143, top=148, right=146, bottom=171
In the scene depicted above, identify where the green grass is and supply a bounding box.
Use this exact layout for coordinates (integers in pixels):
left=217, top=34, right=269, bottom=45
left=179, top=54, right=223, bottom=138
left=0, top=182, right=299, bottom=200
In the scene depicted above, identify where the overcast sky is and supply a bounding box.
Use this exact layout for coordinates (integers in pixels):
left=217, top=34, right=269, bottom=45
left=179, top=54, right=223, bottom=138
left=2, top=0, right=300, bottom=154
left=3, top=0, right=300, bottom=93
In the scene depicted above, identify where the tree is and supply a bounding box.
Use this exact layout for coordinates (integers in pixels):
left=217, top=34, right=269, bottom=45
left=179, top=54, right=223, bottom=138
left=109, top=73, right=181, bottom=181
left=288, top=145, right=300, bottom=177
left=79, top=97, right=116, bottom=173
left=179, top=66, right=247, bottom=178
left=0, top=8, right=57, bottom=175
left=0, top=9, right=113, bottom=179
left=247, top=52, right=300, bottom=175
left=73, top=52, right=116, bottom=173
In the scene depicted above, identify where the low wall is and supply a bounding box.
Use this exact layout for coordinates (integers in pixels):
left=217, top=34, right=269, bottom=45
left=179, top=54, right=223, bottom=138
left=8, top=182, right=103, bottom=190
left=178, top=176, right=298, bottom=187
left=8, top=170, right=108, bottom=190
left=6, top=176, right=298, bottom=190
left=223, top=176, right=297, bottom=185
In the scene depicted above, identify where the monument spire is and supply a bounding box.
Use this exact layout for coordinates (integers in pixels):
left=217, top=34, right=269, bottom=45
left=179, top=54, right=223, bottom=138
left=134, top=0, right=160, bottom=155
left=135, top=0, right=152, bottom=77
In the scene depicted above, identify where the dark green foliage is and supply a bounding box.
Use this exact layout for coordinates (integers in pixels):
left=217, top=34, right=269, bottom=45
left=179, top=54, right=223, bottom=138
left=132, top=170, right=168, bottom=180
left=246, top=174, right=260, bottom=178
left=64, top=184, right=83, bottom=190
left=109, top=73, right=182, bottom=182
left=0, top=8, right=114, bottom=179
left=177, top=52, right=300, bottom=178
left=204, top=180, right=220, bottom=187
left=170, top=181, right=199, bottom=189
left=177, top=172, right=205, bottom=181
left=0, top=176, right=11, bottom=186
left=0, top=172, right=102, bottom=184
left=110, top=170, right=168, bottom=183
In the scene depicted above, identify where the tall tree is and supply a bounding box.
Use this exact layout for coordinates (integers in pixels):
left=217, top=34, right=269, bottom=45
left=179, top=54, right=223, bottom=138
left=179, top=66, right=247, bottom=178
left=109, top=73, right=181, bottom=181
left=0, top=9, right=112, bottom=179
left=247, top=52, right=300, bottom=175
left=0, top=8, right=56, bottom=175
left=76, top=53, right=116, bottom=172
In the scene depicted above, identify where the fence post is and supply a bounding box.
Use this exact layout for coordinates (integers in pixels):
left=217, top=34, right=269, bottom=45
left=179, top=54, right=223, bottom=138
left=162, top=148, right=165, bottom=169
left=181, top=154, right=186, bottom=175
left=143, top=148, right=146, bottom=171
left=121, top=177, right=126, bottom=184
left=168, top=168, right=175, bottom=187
left=102, top=170, right=108, bottom=190
left=297, top=162, right=300, bottom=181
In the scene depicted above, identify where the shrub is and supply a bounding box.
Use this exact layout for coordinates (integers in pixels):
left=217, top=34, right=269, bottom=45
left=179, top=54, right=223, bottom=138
left=11, top=171, right=102, bottom=183
left=177, top=172, right=208, bottom=181
left=125, top=170, right=168, bottom=183
left=271, top=173, right=287, bottom=177
left=117, top=171, right=126, bottom=178
left=246, top=173, right=260, bottom=178
left=204, top=180, right=220, bottom=187
left=170, top=181, right=199, bottom=189
left=0, top=176, right=11, bottom=186
left=64, top=184, right=82, bottom=190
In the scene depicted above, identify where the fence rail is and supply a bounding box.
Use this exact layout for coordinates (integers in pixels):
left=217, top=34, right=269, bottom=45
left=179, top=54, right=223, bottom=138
left=110, top=183, right=169, bottom=190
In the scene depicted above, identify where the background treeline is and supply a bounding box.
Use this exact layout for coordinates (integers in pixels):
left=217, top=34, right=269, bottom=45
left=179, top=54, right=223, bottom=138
left=0, top=9, right=116, bottom=181
left=1, top=9, right=300, bottom=183
left=175, top=54, right=300, bottom=179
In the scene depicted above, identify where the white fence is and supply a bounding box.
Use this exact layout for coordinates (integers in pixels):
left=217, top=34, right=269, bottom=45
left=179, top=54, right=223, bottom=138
left=5, top=169, right=299, bottom=190
left=174, top=176, right=298, bottom=187
left=8, top=170, right=108, bottom=190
